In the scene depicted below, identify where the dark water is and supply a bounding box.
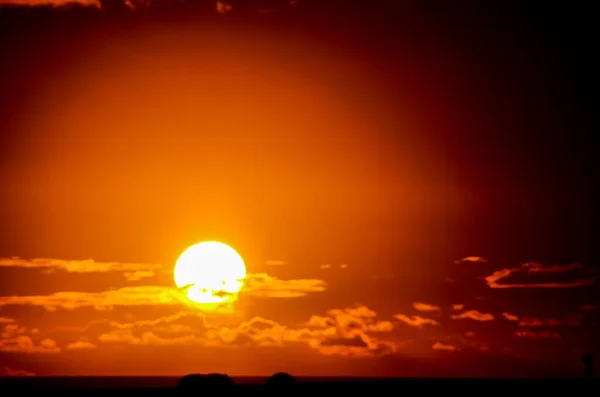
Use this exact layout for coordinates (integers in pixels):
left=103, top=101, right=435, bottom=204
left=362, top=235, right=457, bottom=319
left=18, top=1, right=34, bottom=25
left=0, top=376, right=597, bottom=390
left=0, top=376, right=397, bottom=388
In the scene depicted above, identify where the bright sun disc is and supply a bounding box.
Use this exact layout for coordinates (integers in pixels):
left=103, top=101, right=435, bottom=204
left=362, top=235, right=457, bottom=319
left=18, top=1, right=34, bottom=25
left=174, top=241, right=246, bottom=305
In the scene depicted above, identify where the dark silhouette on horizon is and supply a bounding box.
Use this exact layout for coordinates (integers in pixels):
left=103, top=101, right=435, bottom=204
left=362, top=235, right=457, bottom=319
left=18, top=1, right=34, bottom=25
left=265, top=372, right=297, bottom=391
left=582, top=353, right=594, bottom=379
left=176, top=372, right=298, bottom=393
left=177, top=373, right=235, bottom=393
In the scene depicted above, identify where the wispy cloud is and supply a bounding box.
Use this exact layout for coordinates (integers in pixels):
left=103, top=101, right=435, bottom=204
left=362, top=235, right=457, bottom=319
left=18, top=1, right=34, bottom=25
left=485, top=262, right=596, bottom=289
left=515, top=330, right=561, bottom=340
left=451, top=310, right=494, bottom=322
left=0, top=286, right=179, bottom=311
left=502, top=312, right=519, bottom=321
left=124, top=271, right=156, bottom=281
left=0, top=274, right=327, bottom=310
left=66, top=339, right=97, bottom=350
left=518, top=317, right=562, bottom=327
left=0, top=257, right=162, bottom=280
left=432, top=341, right=458, bottom=351
left=0, top=366, right=35, bottom=376
left=0, top=0, right=100, bottom=7
left=412, top=302, right=441, bottom=312
left=265, top=260, right=286, bottom=266
left=243, top=273, right=326, bottom=298
left=394, top=314, right=439, bottom=328
left=454, top=256, right=488, bottom=264
left=320, top=264, right=348, bottom=270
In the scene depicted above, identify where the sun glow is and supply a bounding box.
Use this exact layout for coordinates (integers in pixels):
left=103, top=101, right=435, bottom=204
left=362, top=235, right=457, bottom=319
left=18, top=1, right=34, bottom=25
left=174, top=241, right=246, bottom=306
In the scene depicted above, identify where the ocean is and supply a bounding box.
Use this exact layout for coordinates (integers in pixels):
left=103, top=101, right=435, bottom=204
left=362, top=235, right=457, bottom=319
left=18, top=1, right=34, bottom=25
left=0, top=376, right=596, bottom=390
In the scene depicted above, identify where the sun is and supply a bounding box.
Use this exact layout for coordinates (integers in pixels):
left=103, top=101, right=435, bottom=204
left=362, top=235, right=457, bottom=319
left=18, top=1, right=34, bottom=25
left=174, top=241, right=246, bottom=306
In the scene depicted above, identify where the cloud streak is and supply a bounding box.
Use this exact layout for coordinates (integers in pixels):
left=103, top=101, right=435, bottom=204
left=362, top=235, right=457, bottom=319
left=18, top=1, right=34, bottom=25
left=0, top=257, right=162, bottom=280
left=394, top=314, right=439, bottom=328
left=265, top=260, right=286, bottom=266
left=518, top=317, right=562, bottom=327
left=412, top=302, right=440, bottom=312
left=485, top=262, right=596, bottom=289
left=432, top=341, right=458, bottom=351
left=0, top=286, right=179, bottom=311
left=502, top=312, right=519, bottom=321
left=515, top=330, right=561, bottom=340
left=0, top=274, right=327, bottom=310
left=243, top=273, right=326, bottom=298
left=66, top=339, right=97, bottom=350
left=0, top=0, right=100, bottom=6
left=0, top=366, right=35, bottom=376
left=455, top=256, right=488, bottom=264
left=451, top=310, right=494, bottom=322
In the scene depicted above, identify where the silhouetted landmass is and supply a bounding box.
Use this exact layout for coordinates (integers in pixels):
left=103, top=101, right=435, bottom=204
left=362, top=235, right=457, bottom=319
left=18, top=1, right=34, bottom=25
left=583, top=353, right=595, bottom=379
left=265, top=372, right=297, bottom=391
left=177, top=373, right=235, bottom=392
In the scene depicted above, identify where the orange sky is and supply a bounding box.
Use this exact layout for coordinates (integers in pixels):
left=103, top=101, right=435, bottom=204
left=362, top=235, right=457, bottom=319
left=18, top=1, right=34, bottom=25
left=0, top=1, right=598, bottom=378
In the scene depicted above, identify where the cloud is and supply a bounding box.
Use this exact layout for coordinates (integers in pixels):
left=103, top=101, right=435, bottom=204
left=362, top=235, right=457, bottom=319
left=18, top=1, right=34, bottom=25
left=485, top=262, right=596, bottom=289
left=0, top=274, right=326, bottom=310
left=306, top=306, right=394, bottom=333
left=431, top=334, right=490, bottom=353
left=123, top=271, right=156, bottom=281
left=451, top=304, right=464, bottom=311
left=394, top=314, right=439, bottom=328
left=581, top=304, right=597, bottom=311
left=0, top=257, right=163, bottom=280
left=0, top=316, right=15, bottom=324
left=94, top=306, right=398, bottom=357
left=215, top=0, right=298, bottom=15
left=502, top=312, right=519, bottom=321
left=515, top=330, right=561, bottom=340
left=320, top=263, right=348, bottom=270
left=1, top=323, right=60, bottom=353
left=0, top=366, right=35, bottom=376
left=265, top=260, right=286, bottom=266
left=0, top=286, right=180, bottom=311
left=306, top=307, right=396, bottom=357
left=454, top=256, right=488, bottom=264
left=0, top=0, right=100, bottom=7
left=412, top=302, right=441, bottom=312
left=0, top=0, right=300, bottom=14
left=242, top=273, right=326, bottom=298
left=518, top=317, right=562, bottom=327
left=66, top=339, right=97, bottom=350
left=432, top=341, right=458, bottom=351
left=216, top=0, right=232, bottom=14
left=451, top=310, right=494, bottom=322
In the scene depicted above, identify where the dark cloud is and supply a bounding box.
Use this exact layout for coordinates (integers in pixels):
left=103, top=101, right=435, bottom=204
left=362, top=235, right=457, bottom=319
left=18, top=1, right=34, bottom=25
left=485, top=262, right=596, bottom=289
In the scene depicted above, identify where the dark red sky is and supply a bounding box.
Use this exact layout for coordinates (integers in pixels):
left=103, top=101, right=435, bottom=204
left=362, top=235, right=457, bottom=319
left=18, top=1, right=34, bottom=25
left=0, top=0, right=598, bottom=377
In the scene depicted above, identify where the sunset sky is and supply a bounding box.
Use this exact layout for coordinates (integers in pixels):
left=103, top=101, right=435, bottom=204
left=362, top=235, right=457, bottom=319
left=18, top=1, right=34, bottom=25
left=0, top=0, right=598, bottom=378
